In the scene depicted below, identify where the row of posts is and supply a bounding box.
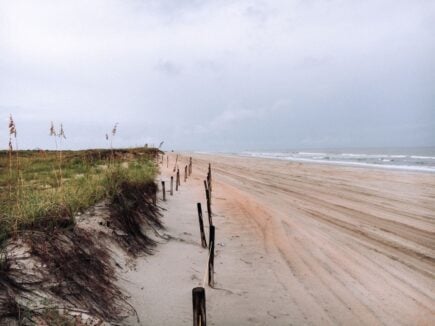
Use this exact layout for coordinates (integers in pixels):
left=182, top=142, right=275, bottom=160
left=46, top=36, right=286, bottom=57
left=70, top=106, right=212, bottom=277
left=160, top=154, right=193, bottom=201
left=159, top=153, right=213, bottom=326
left=193, top=163, right=213, bottom=326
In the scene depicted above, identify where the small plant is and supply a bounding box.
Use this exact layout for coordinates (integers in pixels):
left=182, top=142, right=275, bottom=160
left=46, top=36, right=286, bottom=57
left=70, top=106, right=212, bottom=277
left=112, top=123, right=118, bottom=139
left=49, top=121, right=57, bottom=139
left=7, top=116, right=16, bottom=195
left=49, top=121, right=60, bottom=185
left=106, top=123, right=118, bottom=166
left=8, top=115, right=21, bottom=233
left=58, top=123, right=66, bottom=186
left=49, top=122, right=67, bottom=187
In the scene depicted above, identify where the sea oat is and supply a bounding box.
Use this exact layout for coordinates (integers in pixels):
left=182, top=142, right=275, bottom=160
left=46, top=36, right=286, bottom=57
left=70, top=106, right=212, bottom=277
left=50, top=121, right=57, bottom=136
left=9, top=115, right=16, bottom=138
left=112, top=123, right=118, bottom=136
left=59, top=123, right=66, bottom=139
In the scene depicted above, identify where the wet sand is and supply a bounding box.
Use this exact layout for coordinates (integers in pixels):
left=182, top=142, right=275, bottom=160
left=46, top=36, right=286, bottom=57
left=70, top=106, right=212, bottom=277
left=121, top=153, right=435, bottom=325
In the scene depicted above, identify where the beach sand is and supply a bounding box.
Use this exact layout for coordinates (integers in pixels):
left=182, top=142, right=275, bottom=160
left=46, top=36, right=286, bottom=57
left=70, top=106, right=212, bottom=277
left=119, top=153, right=435, bottom=325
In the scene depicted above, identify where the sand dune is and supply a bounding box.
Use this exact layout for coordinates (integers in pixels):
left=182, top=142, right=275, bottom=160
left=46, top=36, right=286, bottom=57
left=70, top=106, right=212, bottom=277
left=121, top=153, right=435, bottom=325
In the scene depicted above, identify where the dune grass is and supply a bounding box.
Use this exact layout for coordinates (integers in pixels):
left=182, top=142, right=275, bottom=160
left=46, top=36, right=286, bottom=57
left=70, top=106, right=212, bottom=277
left=0, top=147, right=159, bottom=244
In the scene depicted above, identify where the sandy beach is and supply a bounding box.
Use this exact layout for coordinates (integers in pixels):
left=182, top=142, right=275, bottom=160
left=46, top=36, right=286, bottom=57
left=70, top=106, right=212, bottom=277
left=4, top=2, right=434, bottom=324
left=119, top=153, right=435, bottom=325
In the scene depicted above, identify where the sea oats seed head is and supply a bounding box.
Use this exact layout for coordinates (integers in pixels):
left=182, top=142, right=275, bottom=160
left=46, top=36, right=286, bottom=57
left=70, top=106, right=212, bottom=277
left=50, top=121, right=57, bottom=136
left=8, top=115, right=16, bottom=137
left=112, top=123, right=118, bottom=136
left=59, top=123, right=66, bottom=139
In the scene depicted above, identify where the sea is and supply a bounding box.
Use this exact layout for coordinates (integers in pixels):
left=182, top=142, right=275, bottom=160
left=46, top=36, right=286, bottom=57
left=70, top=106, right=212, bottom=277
left=237, top=147, right=435, bottom=173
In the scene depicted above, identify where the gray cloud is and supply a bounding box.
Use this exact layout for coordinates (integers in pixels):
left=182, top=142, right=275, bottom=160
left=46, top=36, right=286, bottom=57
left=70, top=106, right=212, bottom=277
left=155, top=60, right=182, bottom=76
left=0, top=0, right=434, bottom=151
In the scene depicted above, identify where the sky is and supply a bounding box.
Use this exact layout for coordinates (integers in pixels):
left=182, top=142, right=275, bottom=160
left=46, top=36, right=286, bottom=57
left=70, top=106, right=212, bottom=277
left=0, top=0, right=434, bottom=151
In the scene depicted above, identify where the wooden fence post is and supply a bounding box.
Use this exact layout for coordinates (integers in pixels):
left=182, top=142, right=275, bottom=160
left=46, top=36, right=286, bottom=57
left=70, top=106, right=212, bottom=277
left=204, top=180, right=212, bottom=226
left=208, top=164, right=212, bottom=192
left=173, top=154, right=179, bottom=172
left=152, top=188, right=157, bottom=206
left=206, top=189, right=212, bottom=226
left=184, top=165, right=188, bottom=182
left=167, top=155, right=169, bottom=168
left=161, top=181, right=166, bottom=201
left=192, top=287, right=206, bottom=326
left=197, top=203, right=207, bottom=248
left=208, top=225, right=215, bottom=287
left=176, top=169, right=180, bottom=191
left=189, top=157, right=192, bottom=175
left=178, top=169, right=181, bottom=187
left=206, top=173, right=212, bottom=206
left=204, top=180, right=208, bottom=195
left=170, top=176, right=174, bottom=196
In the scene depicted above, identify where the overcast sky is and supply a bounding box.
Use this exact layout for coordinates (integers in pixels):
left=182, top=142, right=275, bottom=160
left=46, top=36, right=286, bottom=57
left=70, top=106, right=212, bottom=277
left=0, top=0, right=434, bottom=151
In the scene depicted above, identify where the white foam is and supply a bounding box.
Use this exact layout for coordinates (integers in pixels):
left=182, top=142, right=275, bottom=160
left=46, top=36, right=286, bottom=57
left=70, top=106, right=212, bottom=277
left=411, top=155, right=435, bottom=160
left=237, top=152, right=435, bottom=173
left=297, top=152, right=327, bottom=156
left=389, top=155, right=407, bottom=158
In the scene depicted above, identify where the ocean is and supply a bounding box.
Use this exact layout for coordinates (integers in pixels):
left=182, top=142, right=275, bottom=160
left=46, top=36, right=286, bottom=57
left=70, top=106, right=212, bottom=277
left=238, top=147, right=435, bottom=173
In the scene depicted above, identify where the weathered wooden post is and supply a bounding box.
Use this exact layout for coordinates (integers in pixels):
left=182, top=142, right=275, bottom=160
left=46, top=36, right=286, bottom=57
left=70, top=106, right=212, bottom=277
left=152, top=188, right=157, bottom=206
left=206, top=190, right=212, bottom=226
left=184, top=165, right=188, bottom=182
left=178, top=168, right=181, bottom=187
left=173, top=154, right=179, bottom=172
left=189, top=157, right=192, bottom=175
left=208, top=163, right=212, bottom=192
left=176, top=169, right=180, bottom=191
left=208, top=225, right=215, bottom=287
left=204, top=179, right=208, bottom=192
left=167, top=155, right=169, bottom=168
left=161, top=181, right=166, bottom=201
left=197, top=203, right=207, bottom=248
left=170, top=176, right=174, bottom=196
left=204, top=180, right=212, bottom=226
left=206, top=172, right=212, bottom=205
left=192, top=287, right=206, bottom=326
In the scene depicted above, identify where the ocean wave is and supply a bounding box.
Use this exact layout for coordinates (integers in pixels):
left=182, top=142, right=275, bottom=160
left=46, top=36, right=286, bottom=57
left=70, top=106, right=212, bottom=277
left=297, top=152, right=327, bottom=156
left=410, top=155, right=435, bottom=160
left=237, top=151, right=435, bottom=173
left=288, top=157, right=435, bottom=172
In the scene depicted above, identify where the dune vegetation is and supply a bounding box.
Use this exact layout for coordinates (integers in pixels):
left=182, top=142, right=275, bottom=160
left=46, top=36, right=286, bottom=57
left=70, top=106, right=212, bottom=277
left=0, top=147, right=159, bottom=244
left=0, top=118, right=166, bottom=324
left=0, top=146, right=163, bottom=324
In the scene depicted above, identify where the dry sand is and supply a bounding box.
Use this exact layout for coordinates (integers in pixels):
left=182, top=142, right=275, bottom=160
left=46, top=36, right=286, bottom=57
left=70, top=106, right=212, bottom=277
left=119, top=153, right=435, bottom=325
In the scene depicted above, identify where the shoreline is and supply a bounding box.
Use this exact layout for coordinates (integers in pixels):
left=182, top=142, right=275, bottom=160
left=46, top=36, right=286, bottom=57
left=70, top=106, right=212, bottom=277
left=193, top=151, right=435, bottom=174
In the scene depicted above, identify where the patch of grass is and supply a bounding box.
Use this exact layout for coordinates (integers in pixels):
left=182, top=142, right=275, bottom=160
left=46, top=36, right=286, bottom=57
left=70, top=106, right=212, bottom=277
left=35, top=309, right=75, bottom=326
left=0, top=147, right=161, bottom=244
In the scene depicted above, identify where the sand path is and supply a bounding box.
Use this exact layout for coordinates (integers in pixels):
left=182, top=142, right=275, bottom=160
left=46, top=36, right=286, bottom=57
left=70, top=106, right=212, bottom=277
left=120, top=153, right=435, bottom=325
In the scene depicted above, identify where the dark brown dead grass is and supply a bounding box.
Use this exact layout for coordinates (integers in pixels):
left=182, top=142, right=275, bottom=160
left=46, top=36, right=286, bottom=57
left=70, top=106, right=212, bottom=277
left=25, top=228, right=127, bottom=321
left=109, top=181, right=163, bottom=256
left=1, top=176, right=163, bottom=324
